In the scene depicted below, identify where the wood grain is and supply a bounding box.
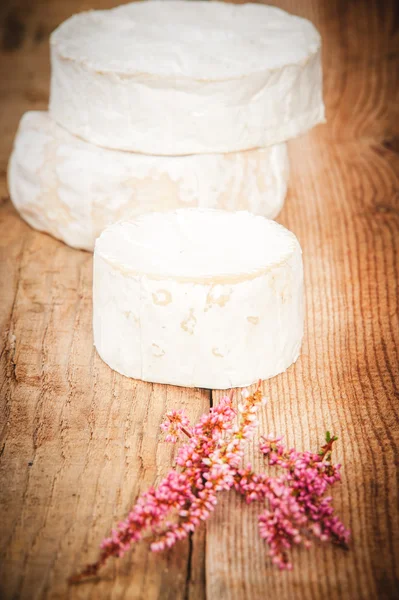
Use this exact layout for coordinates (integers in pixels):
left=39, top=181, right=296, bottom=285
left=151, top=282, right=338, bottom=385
left=0, top=1, right=398, bottom=599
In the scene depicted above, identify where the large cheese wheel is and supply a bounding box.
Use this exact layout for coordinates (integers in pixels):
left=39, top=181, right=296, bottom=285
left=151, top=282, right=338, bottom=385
left=8, top=111, right=289, bottom=251
left=50, top=1, right=324, bottom=155
left=93, top=209, right=304, bottom=389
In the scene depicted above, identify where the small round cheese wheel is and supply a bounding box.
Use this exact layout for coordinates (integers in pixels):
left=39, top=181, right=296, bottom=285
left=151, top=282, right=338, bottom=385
left=50, top=1, right=324, bottom=155
left=8, top=112, right=289, bottom=251
left=93, top=209, right=304, bottom=389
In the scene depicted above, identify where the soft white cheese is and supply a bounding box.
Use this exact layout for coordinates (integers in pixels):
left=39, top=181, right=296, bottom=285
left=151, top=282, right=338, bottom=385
left=93, top=209, right=304, bottom=389
left=7, top=111, right=289, bottom=251
left=50, top=1, right=324, bottom=155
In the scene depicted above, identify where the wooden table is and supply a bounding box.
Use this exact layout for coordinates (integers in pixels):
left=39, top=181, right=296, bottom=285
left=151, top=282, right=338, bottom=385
left=0, top=1, right=398, bottom=598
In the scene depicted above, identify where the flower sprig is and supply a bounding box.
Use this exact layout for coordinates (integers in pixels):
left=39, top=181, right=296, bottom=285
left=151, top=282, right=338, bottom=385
left=70, top=384, right=349, bottom=582
left=235, top=431, right=349, bottom=569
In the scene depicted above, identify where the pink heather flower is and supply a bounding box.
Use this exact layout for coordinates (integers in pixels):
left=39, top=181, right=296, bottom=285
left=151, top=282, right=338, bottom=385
left=70, top=383, right=266, bottom=582
left=160, top=409, right=192, bottom=442
left=234, top=432, right=350, bottom=570
left=70, top=389, right=349, bottom=583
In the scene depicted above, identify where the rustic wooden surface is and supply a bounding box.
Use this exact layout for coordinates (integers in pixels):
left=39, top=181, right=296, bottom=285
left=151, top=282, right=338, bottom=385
left=0, top=0, right=398, bottom=598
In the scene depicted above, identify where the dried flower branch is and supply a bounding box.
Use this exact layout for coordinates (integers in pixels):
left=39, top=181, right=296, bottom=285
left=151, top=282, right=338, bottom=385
left=234, top=432, right=350, bottom=569
left=70, top=383, right=265, bottom=582
left=70, top=385, right=349, bottom=582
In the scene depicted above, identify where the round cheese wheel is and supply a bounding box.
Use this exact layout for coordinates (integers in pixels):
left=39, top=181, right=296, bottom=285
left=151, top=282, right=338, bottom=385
left=93, top=209, right=304, bottom=389
left=8, top=111, right=289, bottom=251
left=50, top=1, right=324, bottom=155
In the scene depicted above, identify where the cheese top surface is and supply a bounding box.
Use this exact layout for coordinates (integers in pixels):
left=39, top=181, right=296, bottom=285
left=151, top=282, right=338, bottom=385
left=95, top=209, right=300, bottom=282
left=51, top=1, right=320, bottom=80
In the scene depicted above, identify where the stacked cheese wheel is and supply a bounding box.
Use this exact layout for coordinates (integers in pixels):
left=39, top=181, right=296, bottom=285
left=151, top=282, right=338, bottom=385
left=8, top=0, right=324, bottom=251
left=8, top=1, right=324, bottom=387
left=8, top=112, right=289, bottom=251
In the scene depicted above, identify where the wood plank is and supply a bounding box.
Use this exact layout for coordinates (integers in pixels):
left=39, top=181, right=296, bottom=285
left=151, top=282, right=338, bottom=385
left=0, top=198, right=210, bottom=599
left=0, top=1, right=398, bottom=599
left=208, top=134, right=399, bottom=600
left=208, top=1, right=399, bottom=598
left=0, top=3, right=209, bottom=599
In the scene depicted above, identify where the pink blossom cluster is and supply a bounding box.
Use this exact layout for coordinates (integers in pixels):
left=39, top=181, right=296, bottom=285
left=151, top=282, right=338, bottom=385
left=70, top=385, right=349, bottom=582
left=160, top=409, right=192, bottom=443
left=234, top=433, right=350, bottom=569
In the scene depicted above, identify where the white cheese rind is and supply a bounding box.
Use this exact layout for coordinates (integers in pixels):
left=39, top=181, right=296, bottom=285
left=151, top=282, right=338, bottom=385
left=93, top=209, right=304, bottom=389
left=7, top=111, right=289, bottom=251
left=49, top=1, right=324, bottom=155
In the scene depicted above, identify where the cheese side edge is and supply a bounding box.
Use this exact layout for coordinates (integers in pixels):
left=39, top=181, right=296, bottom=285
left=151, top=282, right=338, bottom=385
left=8, top=111, right=289, bottom=251
left=50, top=46, right=324, bottom=155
